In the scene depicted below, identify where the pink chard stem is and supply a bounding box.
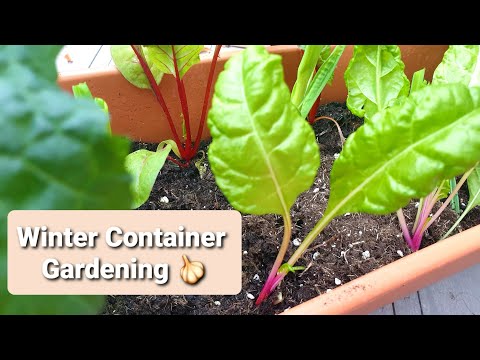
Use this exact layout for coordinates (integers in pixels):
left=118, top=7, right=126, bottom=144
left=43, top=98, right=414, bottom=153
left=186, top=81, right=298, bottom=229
left=130, top=45, right=185, bottom=158
left=171, top=45, right=193, bottom=159
left=256, top=214, right=292, bottom=306
left=408, top=168, right=474, bottom=251
left=396, top=209, right=413, bottom=249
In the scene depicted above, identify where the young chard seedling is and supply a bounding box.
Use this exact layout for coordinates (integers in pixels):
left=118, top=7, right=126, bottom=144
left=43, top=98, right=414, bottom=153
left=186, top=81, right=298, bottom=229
left=207, top=46, right=320, bottom=303
left=208, top=46, right=480, bottom=305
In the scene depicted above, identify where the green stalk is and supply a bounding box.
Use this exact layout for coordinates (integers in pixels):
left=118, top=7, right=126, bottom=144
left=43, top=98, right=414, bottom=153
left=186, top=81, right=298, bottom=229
left=450, top=177, right=461, bottom=214
left=286, top=210, right=336, bottom=266
left=291, top=46, right=322, bottom=108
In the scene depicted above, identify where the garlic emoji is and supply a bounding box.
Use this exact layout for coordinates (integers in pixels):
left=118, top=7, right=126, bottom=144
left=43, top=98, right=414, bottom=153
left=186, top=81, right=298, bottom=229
left=180, top=255, right=205, bottom=285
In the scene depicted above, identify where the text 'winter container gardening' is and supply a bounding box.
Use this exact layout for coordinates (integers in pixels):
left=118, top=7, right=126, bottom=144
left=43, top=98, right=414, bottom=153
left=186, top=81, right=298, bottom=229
left=7, top=210, right=242, bottom=295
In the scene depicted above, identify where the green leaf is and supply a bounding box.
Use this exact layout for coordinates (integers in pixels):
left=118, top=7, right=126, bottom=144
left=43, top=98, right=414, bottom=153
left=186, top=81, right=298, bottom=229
left=436, top=179, right=450, bottom=200
left=278, top=263, right=305, bottom=274
left=410, top=68, right=428, bottom=94
left=467, top=167, right=480, bottom=209
left=208, top=46, right=320, bottom=215
left=325, top=84, right=480, bottom=218
left=300, top=45, right=346, bottom=118
left=442, top=166, right=480, bottom=239
left=125, top=145, right=171, bottom=209
left=72, top=82, right=110, bottom=133
left=146, top=45, right=203, bottom=79
left=317, top=45, right=332, bottom=67
left=345, top=45, right=410, bottom=121
left=433, top=45, right=480, bottom=87
left=111, top=45, right=164, bottom=89
left=158, top=139, right=181, bottom=158
left=0, top=45, right=132, bottom=315
left=291, top=45, right=323, bottom=108
left=0, top=45, right=62, bottom=82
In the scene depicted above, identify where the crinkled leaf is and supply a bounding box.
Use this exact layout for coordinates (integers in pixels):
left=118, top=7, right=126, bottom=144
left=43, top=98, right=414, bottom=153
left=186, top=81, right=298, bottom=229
left=433, top=45, right=480, bottom=87
left=300, top=45, right=346, bottom=118
left=111, top=45, right=164, bottom=89
left=146, top=45, right=203, bottom=79
left=0, top=45, right=132, bottom=315
left=208, top=46, right=320, bottom=215
left=125, top=145, right=171, bottom=209
left=345, top=45, right=410, bottom=121
left=325, top=84, right=480, bottom=218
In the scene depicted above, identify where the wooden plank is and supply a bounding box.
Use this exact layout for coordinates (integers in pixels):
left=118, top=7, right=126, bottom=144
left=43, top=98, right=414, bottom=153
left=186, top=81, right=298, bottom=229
left=393, top=292, right=422, bottom=315
left=369, top=304, right=395, bottom=315
left=419, top=263, right=480, bottom=315
left=56, top=45, right=102, bottom=74
left=89, top=45, right=113, bottom=69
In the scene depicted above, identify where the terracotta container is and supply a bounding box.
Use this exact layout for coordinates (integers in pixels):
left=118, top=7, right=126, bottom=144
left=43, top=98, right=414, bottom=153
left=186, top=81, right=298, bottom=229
left=281, top=225, right=480, bottom=315
left=57, top=45, right=447, bottom=143
left=57, top=45, right=478, bottom=316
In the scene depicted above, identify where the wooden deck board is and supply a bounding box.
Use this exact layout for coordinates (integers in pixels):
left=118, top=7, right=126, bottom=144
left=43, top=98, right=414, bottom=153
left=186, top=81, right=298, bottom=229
left=393, top=292, right=423, bottom=315
left=419, top=264, right=480, bottom=315
left=370, top=304, right=395, bottom=315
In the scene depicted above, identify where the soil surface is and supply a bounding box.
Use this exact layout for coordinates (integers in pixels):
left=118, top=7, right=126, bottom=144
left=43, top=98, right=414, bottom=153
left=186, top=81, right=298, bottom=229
left=105, top=102, right=479, bottom=315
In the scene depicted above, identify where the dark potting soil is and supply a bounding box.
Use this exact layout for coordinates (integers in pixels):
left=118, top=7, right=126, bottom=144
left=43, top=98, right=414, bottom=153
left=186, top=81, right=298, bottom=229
left=104, top=102, right=479, bottom=315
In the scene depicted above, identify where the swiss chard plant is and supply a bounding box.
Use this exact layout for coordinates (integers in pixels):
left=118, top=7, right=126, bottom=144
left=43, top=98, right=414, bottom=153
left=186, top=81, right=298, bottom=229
left=111, top=45, right=222, bottom=168
left=344, top=45, right=477, bottom=252
left=432, top=45, right=480, bottom=239
left=207, top=45, right=480, bottom=305
left=0, top=46, right=132, bottom=314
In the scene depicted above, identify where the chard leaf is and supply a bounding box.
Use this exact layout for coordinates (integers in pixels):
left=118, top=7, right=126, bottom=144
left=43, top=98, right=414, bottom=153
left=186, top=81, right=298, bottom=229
left=146, top=45, right=203, bottom=79
left=467, top=167, right=480, bottom=210
left=158, top=139, right=181, bottom=158
left=325, top=84, right=480, bottom=218
left=432, top=45, right=480, bottom=217
left=300, top=45, right=346, bottom=118
left=317, top=45, right=333, bottom=67
left=345, top=45, right=410, bottom=121
left=0, top=45, right=132, bottom=314
left=410, top=68, right=428, bottom=93
left=111, top=45, right=164, bottom=89
left=433, top=45, right=480, bottom=87
left=125, top=145, right=171, bottom=209
left=436, top=179, right=450, bottom=200
left=208, top=46, right=320, bottom=215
